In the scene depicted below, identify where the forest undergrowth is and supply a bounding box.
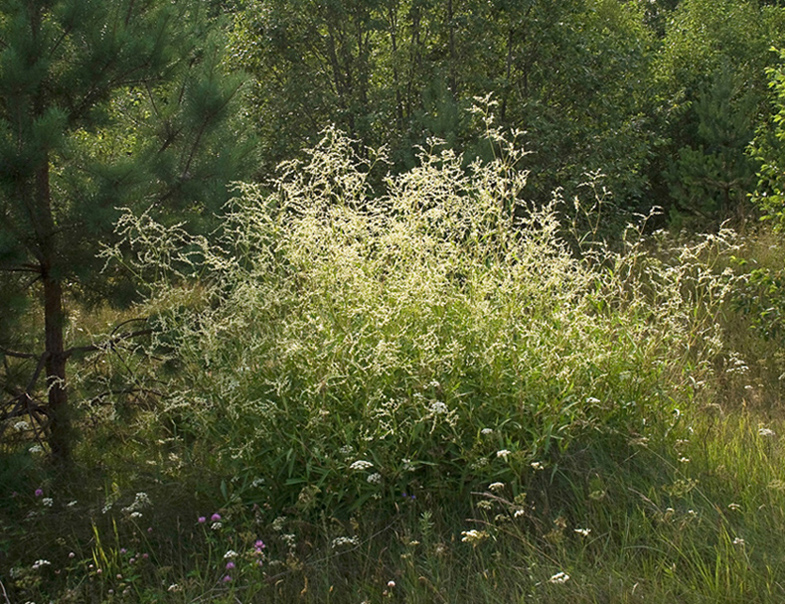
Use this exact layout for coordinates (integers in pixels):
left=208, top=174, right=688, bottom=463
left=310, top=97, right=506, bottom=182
left=2, top=120, right=785, bottom=603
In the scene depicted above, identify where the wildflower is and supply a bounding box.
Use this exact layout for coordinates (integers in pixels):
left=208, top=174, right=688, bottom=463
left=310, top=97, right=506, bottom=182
left=387, top=580, right=396, bottom=588
left=42, top=498, right=53, bottom=507
left=224, top=550, right=238, bottom=559
left=120, top=548, right=127, bottom=554
left=514, top=509, right=525, bottom=518
left=130, top=511, right=142, bottom=518
left=678, top=457, right=690, bottom=464
left=32, top=559, right=51, bottom=570
left=477, top=500, right=492, bottom=510
left=68, top=552, right=75, bottom=559
left=496, top=449, right=511, bottom=460
left=13, top=421, right=29, bottom=431
left=429, top=401, right=448, bottom=414
left=481, top=428, right=493, bottom=435
left=226, top=561, right=235, bottom=570
left=574, top=528, right=591, bottom=537
left=168, top=584, right=180, bottom=592
left=350, top=460, right=374, bottom=471
left=142, top=553, right=149, bottom=559
left=728, top=503, right=741, bottom=511
left=460, top=529, right=489, bottom=545
left=549, top=571, right=570, bottom=584
left=367, top=472, right=382, bottom=484
left=34, top=488, right=43, bottom=497
left=331, top=536, right=359, bottom=549
left=733, top=537, right=745, bottom=546
left=222, top=575, right=232, bottom=583
left=211, top=513, right=222, bottom=522
left=488, top=482, right=505, bottom=492
left=586, top=397, right=601, bottom=404
left=211, top=522, right=222, bottom=531
left=29, top=445, right=43, bottom=454
left=255, top=540, right=266, bottom=550
left=530, top=461, right=543, bottom=470
left=759, top=427, right=776, bottom=437
left=198, top=516, right=206, bottom=524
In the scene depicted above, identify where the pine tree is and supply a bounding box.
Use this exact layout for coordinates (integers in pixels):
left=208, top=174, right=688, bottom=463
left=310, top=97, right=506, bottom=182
left=0, top=0, right=254, bottom=462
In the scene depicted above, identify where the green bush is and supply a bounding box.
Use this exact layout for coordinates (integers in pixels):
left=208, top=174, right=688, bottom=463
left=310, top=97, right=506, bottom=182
left=109, top=124, right=735, bottom=520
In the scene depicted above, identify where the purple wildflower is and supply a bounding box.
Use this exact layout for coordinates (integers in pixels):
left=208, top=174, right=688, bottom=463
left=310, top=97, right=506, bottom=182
left=225, top=561, right=235, bottom=570
left=35, top=488, right=43, bottom=497
left=198, top=516, right=206, bottom=524
left=211, top=513, right=222, bottom=522
left=255, top=540, right=266, bottom=549
left=222, top=575, right=232, bottom=583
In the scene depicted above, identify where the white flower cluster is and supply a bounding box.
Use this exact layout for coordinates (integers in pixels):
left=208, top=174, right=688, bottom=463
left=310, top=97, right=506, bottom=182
left=350, top=460, right=373, bottom=471
left=366, top=473, right=382, bottom=484
left=331, top=536, right=359, bottom=549
left=122, top=492, right=152, bottom=515
left=429, top=401, right=448, bottom=414
left=549, top=571, right=570, bottom=584
left=32, top=559, right=51, bottom=570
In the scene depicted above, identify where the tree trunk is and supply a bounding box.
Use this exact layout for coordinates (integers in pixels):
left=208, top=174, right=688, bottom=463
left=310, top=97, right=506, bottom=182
left=43, top=267, right=70, bottom=462
left=36, top=157, right=71, bottom=463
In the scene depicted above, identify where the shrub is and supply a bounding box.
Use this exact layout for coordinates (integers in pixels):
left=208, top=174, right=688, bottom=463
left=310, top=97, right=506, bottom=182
left=108, top=123, right=736, bottom=519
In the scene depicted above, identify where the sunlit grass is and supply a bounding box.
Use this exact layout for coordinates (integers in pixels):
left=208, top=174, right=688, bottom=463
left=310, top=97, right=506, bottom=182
left=3, top=120, right=785, bottom=602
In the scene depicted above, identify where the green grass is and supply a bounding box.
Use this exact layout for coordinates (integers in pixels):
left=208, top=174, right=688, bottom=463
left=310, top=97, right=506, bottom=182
left=3, top=124, right=785, bottom=602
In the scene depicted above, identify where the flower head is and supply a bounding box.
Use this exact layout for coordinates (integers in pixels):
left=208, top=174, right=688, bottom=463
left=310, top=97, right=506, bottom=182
left=549, top=571, right=570, bottom=584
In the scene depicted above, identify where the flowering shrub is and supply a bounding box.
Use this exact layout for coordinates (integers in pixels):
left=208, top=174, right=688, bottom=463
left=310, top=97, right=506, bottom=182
left=109, top=119, right=733, bottom=518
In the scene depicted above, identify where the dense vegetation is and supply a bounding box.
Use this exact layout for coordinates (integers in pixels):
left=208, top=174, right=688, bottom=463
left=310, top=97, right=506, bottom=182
left=3, top=0, right=785, bottom=602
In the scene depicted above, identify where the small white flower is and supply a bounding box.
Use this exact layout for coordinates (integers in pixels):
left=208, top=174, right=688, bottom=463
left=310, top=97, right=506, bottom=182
left=429, top=401, right=448, bottom=414
left=586, top=397, right=601, bottom=404
left=32, top=559, right=51, bottom=570
left=530, top=461, right=544, bottom=470
left=67, top=500, right=78, bottom=507
left=387, top=580, right=396, bottom=588
left=41, top=498, right=53, bottom=507
left=366, top=472, right=382, bottom=484
left=460, top=529, right=488, bottom=544
left=29, top=445, right=43, bottom=454
left=488, top=482, right=505, bottom=492
left=331, top=536, right=359, bottom=549
left=728, top=503, right=741, bottom=511
left=167, top=584, right=181, bottom=592
left=574, top=528, right=591, bottom=537
left=733, top=537, right=745, bottom=546
left=481, top=428, right=494, bottom=435
left=130, top=511, right=142, bottom=518
left=272, top=516, right=287, bottom=531
left=549, top=571, right=570, bottom=584
left=759, top=427, right=776, bottom=437
left=224, top=550, right=238, bottom=559
left=514, top=509, right=525, bottom=518
left=496, top=449, right=511, bottom=460
left=13, top=421, right=30, bottom=432
left=678, top=457, right=690, bottom=464
left=210, top=522, right=222, bottom=530
left=350, top=460, right=374, bottom=471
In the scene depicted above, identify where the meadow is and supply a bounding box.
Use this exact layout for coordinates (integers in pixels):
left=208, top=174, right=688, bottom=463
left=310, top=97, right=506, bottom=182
left=3, top=124, right=785, bottom=603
